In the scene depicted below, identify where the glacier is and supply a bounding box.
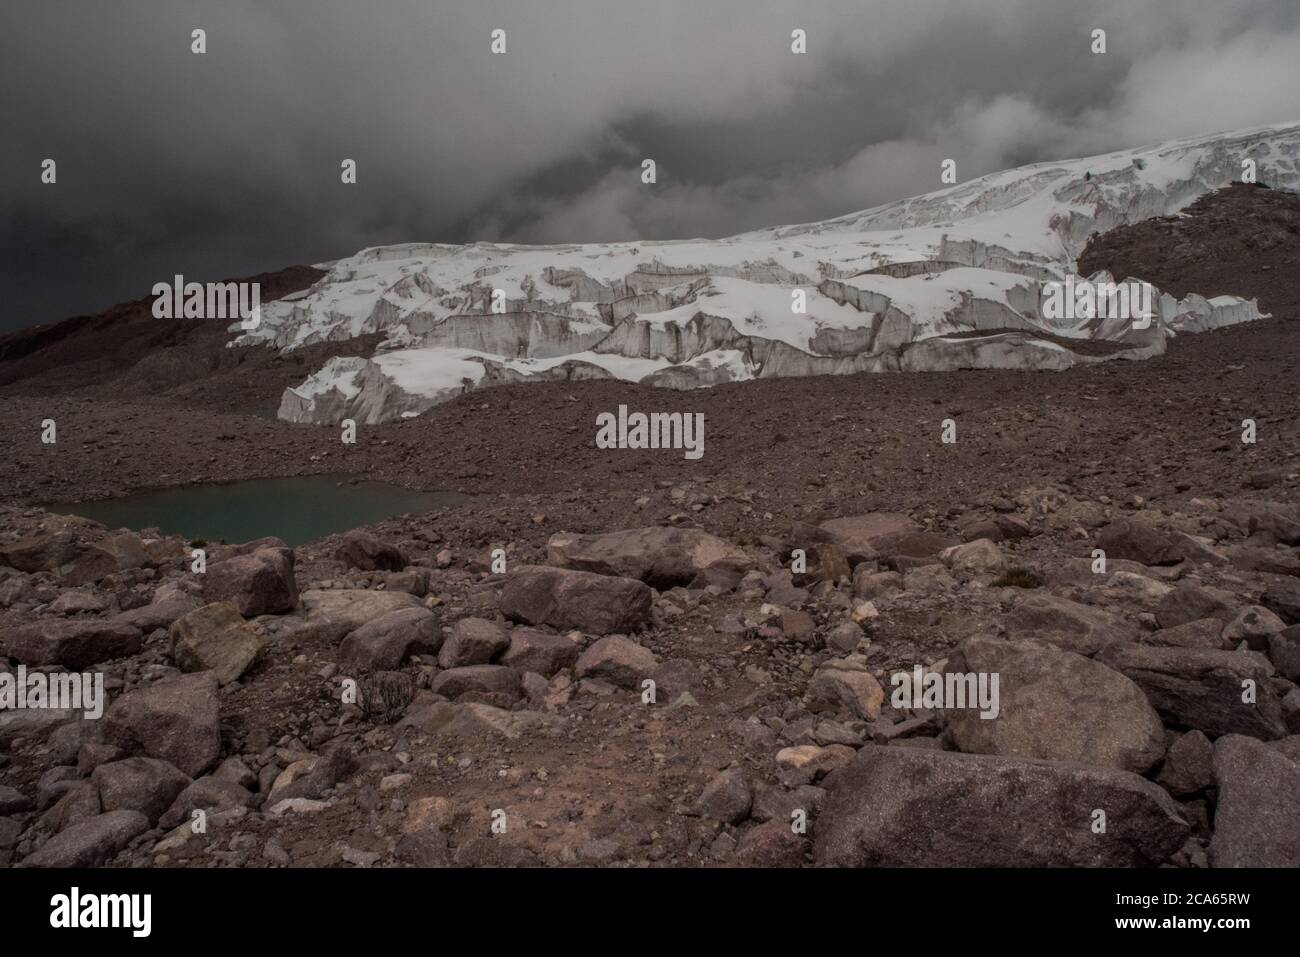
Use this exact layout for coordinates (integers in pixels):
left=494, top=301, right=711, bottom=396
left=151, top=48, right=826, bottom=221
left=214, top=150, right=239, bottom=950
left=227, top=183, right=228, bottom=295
left=230, top=122, right=1300, bottom=425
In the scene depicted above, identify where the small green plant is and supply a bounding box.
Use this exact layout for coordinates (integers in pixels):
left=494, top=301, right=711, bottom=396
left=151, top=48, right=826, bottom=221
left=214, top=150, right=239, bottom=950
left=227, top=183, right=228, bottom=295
left=992, top=567, right=1043, bottom=589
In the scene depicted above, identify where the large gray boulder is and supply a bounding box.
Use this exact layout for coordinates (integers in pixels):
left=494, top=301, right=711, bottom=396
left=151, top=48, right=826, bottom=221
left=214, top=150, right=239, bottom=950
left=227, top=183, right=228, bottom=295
left=338, top=607, right=442, bottom=671
left=546, top=527, right=748, bottom=588
left=102, top=672, right=221, bottom=777
left=170, top=601, right=266, bottom=685
left=299, top=589, right=422, bottom=633
left=1209, top=734, right=1300, bottom=867
left=1004, top=593, right=1137, bottom=655
left=1097, top=644, right=1288, bottom=740
left=4, top=619, right=142, bottom=670
left=946, top=637, right=1166, bottom=773
left=202, top=547, right=298, bottom=616
left=91, top=757, right=192, bottom=825
left=814, top=746, right=1188, bottom=867
left=21, top=810, right=149, bottom=868
left=500, top=566, right=652, bottom=635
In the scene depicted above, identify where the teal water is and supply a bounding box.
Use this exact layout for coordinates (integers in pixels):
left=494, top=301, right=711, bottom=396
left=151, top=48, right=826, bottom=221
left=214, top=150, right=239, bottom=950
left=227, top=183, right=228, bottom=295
left=50, top=476, right=472, bottom=548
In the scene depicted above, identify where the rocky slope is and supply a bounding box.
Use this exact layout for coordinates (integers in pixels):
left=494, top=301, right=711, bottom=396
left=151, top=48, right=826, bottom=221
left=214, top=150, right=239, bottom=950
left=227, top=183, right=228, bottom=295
left=2, top=490, right=1299, bottom=869
left=236, top=123, right=1300, bottom=424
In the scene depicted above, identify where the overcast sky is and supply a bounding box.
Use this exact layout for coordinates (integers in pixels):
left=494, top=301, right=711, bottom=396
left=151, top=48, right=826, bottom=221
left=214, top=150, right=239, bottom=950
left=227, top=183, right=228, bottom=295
left=3, top=0, right=1299, bottom=332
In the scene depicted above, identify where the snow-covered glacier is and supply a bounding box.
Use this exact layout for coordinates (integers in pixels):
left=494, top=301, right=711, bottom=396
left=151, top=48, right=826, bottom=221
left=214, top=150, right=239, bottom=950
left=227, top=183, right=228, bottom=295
left=231, top=122, right=1300, bottom=424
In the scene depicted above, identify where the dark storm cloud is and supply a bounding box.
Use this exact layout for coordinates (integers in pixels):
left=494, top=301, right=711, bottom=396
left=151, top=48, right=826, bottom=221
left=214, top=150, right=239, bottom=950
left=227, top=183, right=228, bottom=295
left=2, top=0, right=1298, bottom=331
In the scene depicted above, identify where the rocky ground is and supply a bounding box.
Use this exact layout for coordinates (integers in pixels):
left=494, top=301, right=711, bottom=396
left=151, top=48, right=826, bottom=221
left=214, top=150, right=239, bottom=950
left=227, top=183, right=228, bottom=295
left=0, top=184, right=1298, bottom=868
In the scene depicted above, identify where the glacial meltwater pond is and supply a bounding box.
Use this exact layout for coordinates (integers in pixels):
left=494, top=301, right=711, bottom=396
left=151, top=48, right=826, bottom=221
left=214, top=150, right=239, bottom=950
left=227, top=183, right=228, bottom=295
left=51, top=476, right=472, bottom=548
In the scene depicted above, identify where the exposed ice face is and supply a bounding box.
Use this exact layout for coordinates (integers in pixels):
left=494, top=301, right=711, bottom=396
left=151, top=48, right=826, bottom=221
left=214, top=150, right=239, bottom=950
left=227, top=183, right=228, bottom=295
left=241, top=122, right=1300, bottom=425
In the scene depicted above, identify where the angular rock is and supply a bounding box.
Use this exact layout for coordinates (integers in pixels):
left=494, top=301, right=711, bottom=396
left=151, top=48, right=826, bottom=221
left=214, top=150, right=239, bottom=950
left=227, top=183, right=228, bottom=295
left=1209, top=734, right=1300, bottom=867
left=818, top=513, right=918, bottom=564
left=4, top=619, right=142, bottom=670
left=546, top=526, right=748, bottom=588
left=1096, top=519, right=1185, bottom=566
left=114, top=595, right=202, bottom=632
left=940, top=538, right=1006, bottom=577
left=91, top=757, right=192, bottom=825
left=694, top=769, right=753, bottom=824
left=437, top=617, right=509, bottom=668
left=336, top=531, right=407, bottom=572
left=202, top=547, right=298, bottom=616
left=804, top=660, right=884, bottom=721
left=1156, top=730, right=1213, bottom=796
left=1144, top=618, right=1229, bottom=650
left=1004, top=593, right=1136, bottom=655
left=338, top=607, right=442, bottom=671
left=500, top=565, right=652, bottom=635
left=1262, top=578, right=1300, bottom=625
left=1268, top=627, right=1300, bottom=681
left=158, top=776, right=258, bottom=830
left=430, top=665, right=521, bottom=705
left=170, top=601, right=266, bottom=685
left=1156, top=583, right=1234, bottom=629
left=1097, top=644, right=1287, bottom=740
left=500, top=627, right=580, bottom=676
left=22, top=810, right=149, bottom=868
left=102, top=672, right=221, bottom=777
left=299, top=589, right=422, bottom=633
left=815, top=746, right=1188, bottom=867
left=574, top=635, right=657, bottom=689
left=947, top=637, right=1166, bottom=773
left=1222, top=605, right=1286, bottom=650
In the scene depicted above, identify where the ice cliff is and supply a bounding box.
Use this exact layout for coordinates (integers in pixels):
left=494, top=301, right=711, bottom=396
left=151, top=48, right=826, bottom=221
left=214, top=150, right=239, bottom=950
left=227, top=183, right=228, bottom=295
left=229, top=123, right=1300, bottom=424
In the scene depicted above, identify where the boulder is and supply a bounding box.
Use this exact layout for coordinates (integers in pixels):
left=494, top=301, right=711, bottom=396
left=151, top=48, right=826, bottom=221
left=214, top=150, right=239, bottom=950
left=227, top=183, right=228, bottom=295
left=1268, top=627, right=1300, bottom=681
left=437, top=617, right=509, bottom=668
left=546, top=526, right=748, bottom=588
left=1209, top=734, right=1300, bottom=867
left=940, top=538, right=1006, bottom=577
left=1220, top=499, right=1300, bottom=546
left=500, top=566, right=652, bottom=635
left=1222, top=605, right=1286, bottom=650
left=1097, top=644, right=1287, bottom=740
left=21, top=810, right=150, bottom=868
left=1262, top=578, right=1300, bottom=625
left=170, top=601, right=266, bottom=685
left=500, top=627, right=580, bottom=676
left=694, top=769, right=752, bottom=824
left=1155, top=583, right=1234, bottom=629
left=336, top=531, right=407, bottom=572
left=202, top=547, right=298, bottom=616
left=1004, top=593, right=1136, bottom=655
left=1156, top=730, right=1213, bottom=796
left=102, top=672, right=221, bottom=777
left=429, top=665, right=521, bottom=705
left=91, top=757, right=191, bottom=825
left=1144, top=618, right=1229, bottom=651
left=814, top=746, right=1189, bottom=867
left=574, top=635, right=658, bottom=689
left=158, top=776, right=257, bottom=831
left=338, top=607, right=442, bottom=671
left=804, top=660, right=884, bottom=720
left=114, top=594, right=202, bottom=632
left=299, top=589, right=422, bottom=633
left=1096, top=519, right=1185, bottom=566
left=818, top=513, right=919, bottom=564
left=946, top=637, right=1166, bottom=773
left=4, top=619, right=142, bottom=669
